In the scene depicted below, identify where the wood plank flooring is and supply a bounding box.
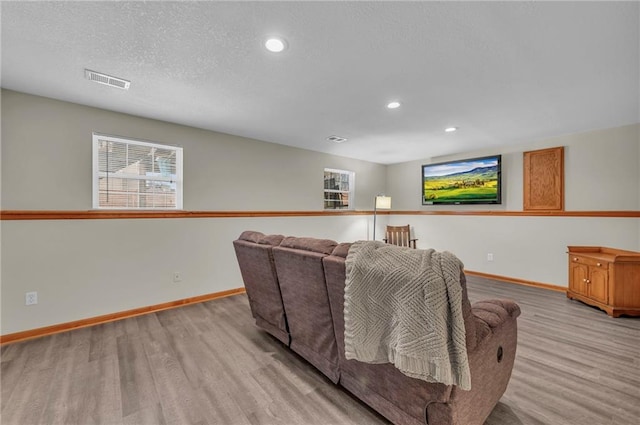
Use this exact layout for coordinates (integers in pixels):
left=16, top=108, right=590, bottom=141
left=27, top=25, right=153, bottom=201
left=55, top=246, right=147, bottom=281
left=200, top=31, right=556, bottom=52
left=2, top=275, right=639, bottom=425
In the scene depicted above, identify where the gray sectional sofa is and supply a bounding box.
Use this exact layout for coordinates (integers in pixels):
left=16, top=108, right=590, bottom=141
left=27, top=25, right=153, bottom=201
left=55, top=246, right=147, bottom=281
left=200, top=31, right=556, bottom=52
left=233, top=231, right=521, bottom=425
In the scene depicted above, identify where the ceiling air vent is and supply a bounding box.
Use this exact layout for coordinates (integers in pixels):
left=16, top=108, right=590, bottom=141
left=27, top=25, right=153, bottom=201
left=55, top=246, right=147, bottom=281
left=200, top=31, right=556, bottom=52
left=85, top=69, right=130, bottom=90
left=327, top=135, right=348, bottom=143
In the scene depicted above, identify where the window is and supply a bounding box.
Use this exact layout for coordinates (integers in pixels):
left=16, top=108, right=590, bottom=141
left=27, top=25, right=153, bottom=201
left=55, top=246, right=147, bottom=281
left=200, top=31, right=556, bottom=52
left=324, top=168, right=354, bottom=210
left=92, top=133, right=183, bottom=209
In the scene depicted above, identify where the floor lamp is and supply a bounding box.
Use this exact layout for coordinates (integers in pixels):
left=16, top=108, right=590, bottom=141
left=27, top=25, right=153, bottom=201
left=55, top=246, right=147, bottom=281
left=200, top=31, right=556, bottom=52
left=373, top=195, right=392, bottom=240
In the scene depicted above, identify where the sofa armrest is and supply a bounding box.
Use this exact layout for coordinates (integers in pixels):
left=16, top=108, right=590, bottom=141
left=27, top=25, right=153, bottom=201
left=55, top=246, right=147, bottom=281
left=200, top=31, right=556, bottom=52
left=436, top=299, right=520, bottom=425
left=469, top=299, right=521, bottom=347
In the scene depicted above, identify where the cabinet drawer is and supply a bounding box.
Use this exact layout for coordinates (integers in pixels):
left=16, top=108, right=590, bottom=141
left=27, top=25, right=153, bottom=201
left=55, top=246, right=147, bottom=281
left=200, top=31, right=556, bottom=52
left=569, top=255, right=609, bottom=269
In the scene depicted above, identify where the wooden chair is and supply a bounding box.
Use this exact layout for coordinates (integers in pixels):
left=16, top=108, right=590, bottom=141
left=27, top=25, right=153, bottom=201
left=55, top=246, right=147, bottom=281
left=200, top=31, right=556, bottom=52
left=383, top=225, right=417, bottom=249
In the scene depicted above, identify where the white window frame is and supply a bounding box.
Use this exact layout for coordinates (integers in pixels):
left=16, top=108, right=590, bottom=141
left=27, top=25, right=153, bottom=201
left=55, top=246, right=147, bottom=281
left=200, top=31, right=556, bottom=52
left=324, top=168, right=355, bottom=210
left=92, top=133, right=183, bottom=210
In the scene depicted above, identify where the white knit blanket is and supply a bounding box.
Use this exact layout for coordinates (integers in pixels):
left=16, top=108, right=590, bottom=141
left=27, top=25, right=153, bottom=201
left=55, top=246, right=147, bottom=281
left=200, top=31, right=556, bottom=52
left=344, top=241, right=471, bottom=390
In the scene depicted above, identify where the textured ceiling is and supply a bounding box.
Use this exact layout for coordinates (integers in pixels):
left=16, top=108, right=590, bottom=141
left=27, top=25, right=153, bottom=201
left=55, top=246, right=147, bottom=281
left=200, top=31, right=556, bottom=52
left=1, top=1, right=638, bottom=164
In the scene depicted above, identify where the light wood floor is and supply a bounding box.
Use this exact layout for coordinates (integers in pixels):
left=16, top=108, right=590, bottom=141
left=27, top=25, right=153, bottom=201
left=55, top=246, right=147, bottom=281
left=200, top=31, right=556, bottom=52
left=1, top=275, right=639, bottom=425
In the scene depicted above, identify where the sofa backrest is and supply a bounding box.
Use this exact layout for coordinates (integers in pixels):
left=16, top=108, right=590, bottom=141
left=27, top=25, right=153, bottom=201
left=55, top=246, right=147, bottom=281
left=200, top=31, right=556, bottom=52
left=322, top=243, right=479, bottom=417
left=233, top=231, right=289, bottom=345
left=324, top=242, right=478, bottom=354
left=272, top=236, right=340, bottom=383
left=322, top=243, right=352, bottom=361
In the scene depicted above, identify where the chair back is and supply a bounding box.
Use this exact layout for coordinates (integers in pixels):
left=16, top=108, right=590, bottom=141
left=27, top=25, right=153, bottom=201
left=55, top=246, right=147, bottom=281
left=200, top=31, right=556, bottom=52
left=385, top=225, right=417, bottom=248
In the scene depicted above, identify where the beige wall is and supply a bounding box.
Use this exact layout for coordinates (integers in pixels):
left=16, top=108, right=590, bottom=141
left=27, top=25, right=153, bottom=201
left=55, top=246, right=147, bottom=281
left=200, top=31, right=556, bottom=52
left=387, top=124, right=639, bottom=212
left=388, top=215, right=637, bottom=287
left=1, top=90, right=386, bottom=211
left=1, top=215, right=371, bottom=334
left=0, top=90, right=386, bottom=334
left=1, top=89, right=638, bottom=334
left=386, top=124, right=640, bottom=286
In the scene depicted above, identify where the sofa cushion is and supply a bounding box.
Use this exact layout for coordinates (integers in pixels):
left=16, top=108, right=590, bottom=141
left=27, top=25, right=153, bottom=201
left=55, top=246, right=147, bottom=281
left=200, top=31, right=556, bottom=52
left=233, top=233, right=289, bottom=345
left=323, top=251, right=452, bottom=423
left=258, top=234, right=285, bottom=246
left=279, top=236, right=337, bottom=255
left=237, top=230, right=285, bottom=246
left=273, top=241, right=340, bottom=383
left=237, top=230, right=264, bottom=243
left=331, top=242, right=352, bottom=258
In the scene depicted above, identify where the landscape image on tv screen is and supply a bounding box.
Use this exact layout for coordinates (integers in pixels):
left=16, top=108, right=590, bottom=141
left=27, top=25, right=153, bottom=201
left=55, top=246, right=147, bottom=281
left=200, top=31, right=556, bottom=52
left=422, top=155, right=501, bottom=205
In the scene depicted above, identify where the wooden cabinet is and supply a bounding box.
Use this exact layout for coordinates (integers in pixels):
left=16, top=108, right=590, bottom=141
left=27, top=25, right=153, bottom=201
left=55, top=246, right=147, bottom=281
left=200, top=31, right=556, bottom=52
left=569, top=257, right=608, bottom=304
left=567, top=246, right=640, bottom=317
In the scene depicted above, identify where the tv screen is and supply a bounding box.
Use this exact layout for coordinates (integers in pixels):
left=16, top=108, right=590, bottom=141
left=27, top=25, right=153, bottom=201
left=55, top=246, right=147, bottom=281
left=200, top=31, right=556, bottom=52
left=422, top=155, right=502, bottom=205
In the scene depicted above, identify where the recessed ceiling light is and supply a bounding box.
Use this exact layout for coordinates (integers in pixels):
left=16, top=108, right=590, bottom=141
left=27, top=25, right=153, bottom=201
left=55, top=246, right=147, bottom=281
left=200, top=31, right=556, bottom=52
left=387, top=101, right=401, bottom=109
left=445, top=127, right=458, bottom=132
left=327, top=135, right=348, bottom=143
left=265, top=37, right=287, bottom=53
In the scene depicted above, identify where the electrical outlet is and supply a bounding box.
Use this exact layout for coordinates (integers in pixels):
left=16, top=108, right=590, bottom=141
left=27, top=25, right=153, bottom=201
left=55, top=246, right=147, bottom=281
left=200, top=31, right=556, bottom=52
left=487, top=253, right=494, bottom=262
left=173, top=272, right=182, bottom=283
left=25, top=291, right=38, bottom=306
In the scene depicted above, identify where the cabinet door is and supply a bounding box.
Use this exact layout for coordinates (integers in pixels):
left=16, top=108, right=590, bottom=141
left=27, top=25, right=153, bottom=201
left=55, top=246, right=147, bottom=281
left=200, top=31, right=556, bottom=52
left=569, top=262, right=588, bottom=296
left=588, top=266, right=609, bottom=304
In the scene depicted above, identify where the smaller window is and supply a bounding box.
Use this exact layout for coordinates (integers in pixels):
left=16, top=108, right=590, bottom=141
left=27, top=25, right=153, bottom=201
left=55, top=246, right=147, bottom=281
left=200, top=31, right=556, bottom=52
left=324, top=168, right=355, bottom=210
left=92, top=133, right=183, bottom=209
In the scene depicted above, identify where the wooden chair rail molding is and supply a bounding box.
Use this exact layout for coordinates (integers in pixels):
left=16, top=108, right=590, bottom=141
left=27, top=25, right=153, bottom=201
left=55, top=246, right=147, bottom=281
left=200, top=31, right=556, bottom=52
left=1, top=209, right=638, bottom=220
left=392, top=210, right=640, bottom=217
left=0, top=210, right=372, bottom=220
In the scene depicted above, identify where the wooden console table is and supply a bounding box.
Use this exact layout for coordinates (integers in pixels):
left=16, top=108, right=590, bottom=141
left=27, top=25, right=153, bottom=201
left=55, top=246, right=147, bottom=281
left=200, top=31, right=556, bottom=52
left=567, top=246, right=640, bottom=317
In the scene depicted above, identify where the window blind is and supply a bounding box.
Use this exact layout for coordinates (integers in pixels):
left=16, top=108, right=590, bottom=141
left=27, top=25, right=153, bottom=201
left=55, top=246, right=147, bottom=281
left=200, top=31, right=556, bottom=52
left=324, top=168, right=354, bottom=210
left=92, top=134, right=183, bottom=209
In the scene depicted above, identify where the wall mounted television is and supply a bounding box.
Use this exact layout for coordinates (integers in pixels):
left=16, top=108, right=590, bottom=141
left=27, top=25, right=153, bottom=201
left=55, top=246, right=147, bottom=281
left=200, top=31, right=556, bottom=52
left=422, top=155, right=502, bottom=205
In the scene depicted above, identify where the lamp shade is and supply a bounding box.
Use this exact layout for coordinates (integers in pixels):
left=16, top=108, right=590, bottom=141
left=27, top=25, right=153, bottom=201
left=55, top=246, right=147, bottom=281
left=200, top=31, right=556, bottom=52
left=375, top=196, right=392, bottom=209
